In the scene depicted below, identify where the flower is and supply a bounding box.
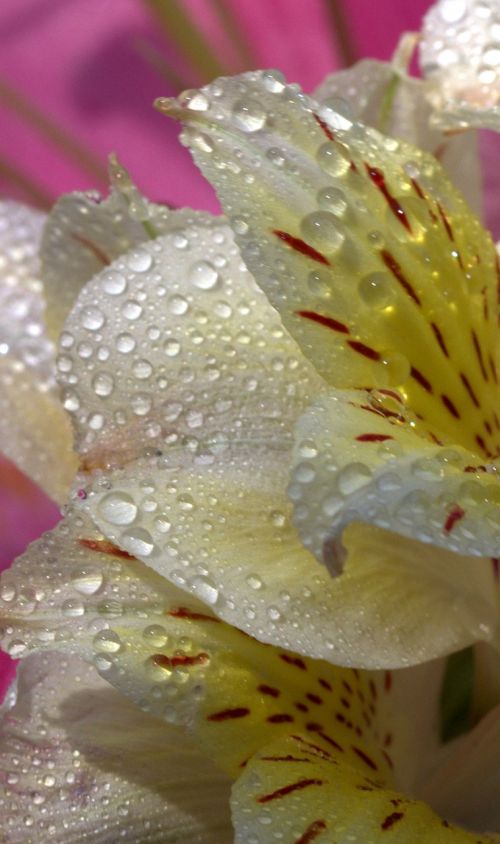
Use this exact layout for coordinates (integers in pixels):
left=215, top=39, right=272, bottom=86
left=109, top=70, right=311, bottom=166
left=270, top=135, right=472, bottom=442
left=0, top=0, right=499, bottom=839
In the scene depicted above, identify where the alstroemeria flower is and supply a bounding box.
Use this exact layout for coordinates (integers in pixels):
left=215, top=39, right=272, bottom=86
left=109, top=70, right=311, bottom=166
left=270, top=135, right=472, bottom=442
left=149, top=60, right=500, bottom=665
left=1, top=523, right=499, bottom=841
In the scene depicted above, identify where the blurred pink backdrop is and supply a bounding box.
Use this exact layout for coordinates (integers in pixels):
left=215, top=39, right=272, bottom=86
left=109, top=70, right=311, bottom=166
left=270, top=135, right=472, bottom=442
left=0, top=0, right=457, bottom=693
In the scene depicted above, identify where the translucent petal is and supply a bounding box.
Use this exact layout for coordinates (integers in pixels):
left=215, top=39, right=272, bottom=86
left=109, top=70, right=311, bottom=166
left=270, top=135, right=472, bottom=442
left=81, top=448, right=495, bottom=667
left=0, top=201, right=76, bottom=502
left=0, top=508, right=187, bottom=664
left=314, top=58, right=482, bottom=215
left=420, top=0, right=500, bottom=131
left=0, top=653, right=232, bottom=843
left=41, top=159, right=216, bottom=342
left=231, top=731, right=499, bottom=844
left=160, top=72, right=499, bottom=456
left=420, top=704, right=500, bottom=833
left=57, top=221, right=323, bottom=470
left=291, top=390, right=500, bottom=563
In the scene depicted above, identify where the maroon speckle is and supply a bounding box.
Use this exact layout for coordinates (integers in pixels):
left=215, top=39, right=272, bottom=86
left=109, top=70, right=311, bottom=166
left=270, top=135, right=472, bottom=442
left=306, top=693, right=323, bottom=705
left=472, top=330, right=489, bottom=382
left=348, top=340, right=381, bottom=361
left=352, top=746, right=378, bottom=771
left=72, top=233, right=110, bottom=265
left=431, top=322, right=449, bottom=357
left=152, top=652, right=209, bottom=669
left=207, top=707, right=250, bottom=721
left=295, top=702, right=309, bottom=713
left=444, top=505, right=465, bottom=534
left=410, top=366, right=433, bottom=393
left=380, top=249, right=420, bottom=304
left=78, top=538, right=135, bottom=560
left=356, top=433, right=394, bottom=442
left=460, top=373, right=480, bottom=408
left=280, top=654, right=307, bottom=670
left=267, top=713, right=295, bottom=724
left=258, top=684, right=280, bottom=698
left=257, top=778, right=324, bottom=804
left=384, top=671, right=392, bottom=692
left=436, top=202, right=454, bottom=242
left=77, top=489, right=87, bottom=500
left=441, top=394, right=461, bottom=419
left=273, top=229, right=330, bottom=266
left=319, top=678, right=332, bottom=691
left=492, top=558, right=499, bottom=578
left=365, top=165, right=412, bottom=232
left=295, top=820, right=328, bottom=844
left=313, top=112, right=334, bottom=141
left=168, top=607, right=220, bottom=623
left=296, top=309, right=349, bottom=334
left=381, top=811, right=404, bottom=830
left=411, top=178, right=425, bottom=199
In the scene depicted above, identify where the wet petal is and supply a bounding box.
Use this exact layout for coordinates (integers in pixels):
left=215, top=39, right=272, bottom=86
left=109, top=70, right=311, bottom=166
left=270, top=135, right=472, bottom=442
left=420, top=0, right=500, bottom=131
left=231, top=731, right=498, bottom=844
left=57, top=220, right=323, bottom=470
left=0, top=653, right=232, bottom=842
left=81, top=446, right=494, bottom=667
left=160, top=72, right=498, bottom=453
left=314, top=56, right=482, bottom=214
left=291, top=390, right=500, bottom=566
left=41, top=158, right=215, bottom=342
left=0, top=201, right=76, bottom=503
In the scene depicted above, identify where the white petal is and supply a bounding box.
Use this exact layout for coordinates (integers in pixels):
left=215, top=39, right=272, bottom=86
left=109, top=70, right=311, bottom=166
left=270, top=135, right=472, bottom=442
left=41, top=161, right=216, bottom=342
left=0, top=201, right=76, bottom=502
left=0, top=653, right=232, bottom=843
left=420, top=0, right=500, bottom=130
left=57, top=220, right=323, bottom=470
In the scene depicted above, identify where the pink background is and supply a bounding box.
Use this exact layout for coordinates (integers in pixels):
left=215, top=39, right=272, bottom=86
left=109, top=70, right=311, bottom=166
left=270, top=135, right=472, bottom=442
left=0, top=0, right=441, bottom=693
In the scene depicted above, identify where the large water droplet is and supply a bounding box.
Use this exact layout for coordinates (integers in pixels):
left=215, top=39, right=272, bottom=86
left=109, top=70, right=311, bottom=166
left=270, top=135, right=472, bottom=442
left=189, top=260, right=220, bottom=290
left=232, top=98, right=266, bottom=132
left=98, top=492, right=138, bottom=526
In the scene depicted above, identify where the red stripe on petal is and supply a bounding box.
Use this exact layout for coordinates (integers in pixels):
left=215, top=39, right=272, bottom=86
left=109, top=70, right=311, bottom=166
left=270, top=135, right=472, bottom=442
left=273, top=229, right=330, bottom=265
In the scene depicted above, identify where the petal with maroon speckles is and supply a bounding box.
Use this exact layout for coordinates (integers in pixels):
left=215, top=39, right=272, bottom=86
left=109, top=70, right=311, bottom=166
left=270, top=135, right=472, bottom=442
left=81, top=438, right=495, bottom=668
left=159, top=71, right=498, bottom=455
left=314, top=55, right=482, bottom=215
left=290, top=389, right=500, bottom=568
left=231, top=731, right=496, bottom=844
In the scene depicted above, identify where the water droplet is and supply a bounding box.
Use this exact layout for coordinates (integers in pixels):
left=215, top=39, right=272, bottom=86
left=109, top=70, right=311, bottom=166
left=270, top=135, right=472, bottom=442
left=81, top=306, right=105, bottom=331
left=189, top=260, right=220, bottom=290
left=232, top=98, right=266, bottom=132
left=98, top=492, right=138, bottom=526
left=127, top=249, right=153, bottom=273
left=93, top=629, right=122, bottom=653
left=101, top=270, right=127, bottom=295
left=300, top=211, right=345, bottom=252
left=116, top=332, right=136, bottom=354
left=92, top=372, right=114, bottom=397
left=317, top=186, right=348, bottom=216
left=62, top=599, right=85, bottom=617
left=71, top=568, right=104, bottom=595
left=316, top=141, right=350, bottom=177
left=358, top=272, right=392, bottom=308
left=337, top=462, right=372, bottom=494
left=179, top=89, right=209, bottom=111
left=193, top=576, right=219, bottom=604
left=121, top=527, right=155, bottom=557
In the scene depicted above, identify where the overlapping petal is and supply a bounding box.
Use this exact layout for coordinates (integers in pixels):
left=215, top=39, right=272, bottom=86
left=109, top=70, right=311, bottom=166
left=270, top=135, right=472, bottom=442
left=290, top=390, right=500, bottom=564
left=0, top=201, right=76, bottom=503
left=314, top=50, right=482, bottom=214
left=41, top=158, right=214, bottom=342
left=161, top=72, right=498, bottom=454
left=0, top=653, right=233, bottom=843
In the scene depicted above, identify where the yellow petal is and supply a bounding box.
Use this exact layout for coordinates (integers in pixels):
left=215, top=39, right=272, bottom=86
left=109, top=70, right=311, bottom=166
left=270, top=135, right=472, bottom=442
left=231, top=732, right=499, bottom=843
left=161, top=71, right=499, bottom=456
left=83, top=444, right=495, bottom=667
left=291, top=390, right=500, bottom=563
